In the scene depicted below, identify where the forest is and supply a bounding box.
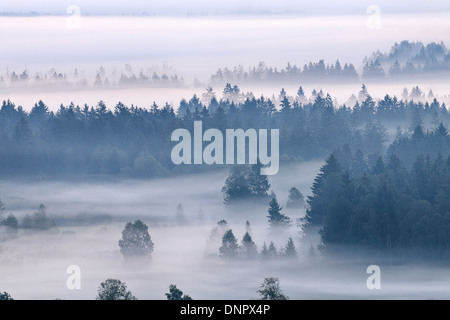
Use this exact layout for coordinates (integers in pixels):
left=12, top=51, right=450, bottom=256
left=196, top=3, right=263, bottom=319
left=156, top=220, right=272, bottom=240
left=0, top=82, right=448, bottom=179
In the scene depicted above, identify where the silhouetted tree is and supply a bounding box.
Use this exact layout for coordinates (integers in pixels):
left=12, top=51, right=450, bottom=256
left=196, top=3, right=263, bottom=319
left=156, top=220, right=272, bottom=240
left=119, top=220, right=154, bottom=259
left=267, top=195, right=291, bottom=229
left=96, top=279, right=136, bottom=300
left=219, top=229, right=239, bottom=259
left=165, top=284, right=193, bottom=300
left=257, top=277, right=289, bottom=300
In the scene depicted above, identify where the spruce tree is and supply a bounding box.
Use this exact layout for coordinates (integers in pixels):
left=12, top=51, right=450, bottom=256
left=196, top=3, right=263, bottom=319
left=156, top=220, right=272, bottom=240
left=219, top=229, right=239, bottom=259
left=267, top=195, right=291, bottom=229
left=240, top=232, right=258, bottom=259
left=283, top=237, right=297, bottom=258
left=248, top=161, right=270, bottom=202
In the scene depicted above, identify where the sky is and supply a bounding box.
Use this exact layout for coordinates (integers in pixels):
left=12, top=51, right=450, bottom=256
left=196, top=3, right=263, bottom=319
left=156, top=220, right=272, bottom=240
left=1, top=0, right=450, bottom=16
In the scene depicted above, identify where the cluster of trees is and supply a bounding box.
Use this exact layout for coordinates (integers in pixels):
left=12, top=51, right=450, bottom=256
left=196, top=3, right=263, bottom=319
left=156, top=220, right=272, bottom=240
left=220, top=161, right=303, bottom=211
left=211, top=60, right=359, bottom=84
left=1, top=64, right=185, bottom=90
left=305, top=142, right=450, bottom=257
left=0, top=203, right=56, bottom=241
left=207, top=219, right=297, bottom=260
left=212, top=41, right=450, bottom=84
left=0, top=291, right=13, bottom=300
left=364, top=41, right=450, bottom=79
left=2, top=275, right=289, bottom=300
left=222, top=163, right=270, bottom=205
left=388, top=123, right=450, bottom=168
left=0, top=83, right=448, bottom=179
left=94, top=277, right=287, bottom=300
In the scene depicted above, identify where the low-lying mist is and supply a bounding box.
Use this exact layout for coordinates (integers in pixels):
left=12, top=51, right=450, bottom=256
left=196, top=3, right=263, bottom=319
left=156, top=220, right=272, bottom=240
left=1, top=161, right=450, bottom=300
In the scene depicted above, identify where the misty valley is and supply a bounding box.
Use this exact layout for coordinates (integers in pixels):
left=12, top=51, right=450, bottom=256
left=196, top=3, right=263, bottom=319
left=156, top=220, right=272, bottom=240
left=0, top=8, right=450, bottom=300
left=2, top=77, right=450, bottom=300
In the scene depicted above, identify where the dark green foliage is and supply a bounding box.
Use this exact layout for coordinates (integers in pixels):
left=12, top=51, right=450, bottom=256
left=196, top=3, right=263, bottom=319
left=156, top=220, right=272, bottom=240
left=307, top=150, right=450, bottom=257
left=222, top=163, right=270, bottom=206
left=222, top=166, right=252, bottom=205
left=165, top=284, right=193, bottom=300
left=0, top=84, right=436, bottom=179
left=267, top=195, right=291, bottom=229
left=96, top=279, right=136, bottom=300
left=257, top=277, right=289, bottom=300
left=219, top=229, right=239, bottom=259
left=388, top=123, right=450, bottom=168
left=306, top=153, right=342, bottom=225
left=0, top=291, right=13, bottom=300
left=118, top=220, right=154, bottom=259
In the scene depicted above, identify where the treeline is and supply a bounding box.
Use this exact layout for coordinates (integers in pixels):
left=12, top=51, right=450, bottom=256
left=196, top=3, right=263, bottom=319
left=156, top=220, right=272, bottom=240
left=0, top=204, right=56, bottom=240
left=365, top=40, right=450, bottom=79
left=212, top=41, right=450, bottom=84
left=305, top=142, right=450, bottom=258
left=211, top=60, right=359, bottom=84
left=0, top=84, right=449, bottom=178
left=0, top=64, right=185, bottom=90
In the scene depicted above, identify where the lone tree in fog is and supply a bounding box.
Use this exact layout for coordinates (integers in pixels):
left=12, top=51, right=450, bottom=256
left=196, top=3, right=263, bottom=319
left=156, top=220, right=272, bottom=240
left=257, top=277, right=289, bottom=300
left=176, top=204, right=187, bottom=226
left=267, top=195, right=291, bottom=230
left=96, top=279, right=136, bottom=300
left=165, top=284, right=193, bottom=300
left=219, top=229, right=239, bottom=259
left=283, top=237, right=297, bottom=258
left=286, top=187, right=304, bottom=209
left=0, top=291, right=13, bottom=300
left=119, top=220, right=154, bottom=259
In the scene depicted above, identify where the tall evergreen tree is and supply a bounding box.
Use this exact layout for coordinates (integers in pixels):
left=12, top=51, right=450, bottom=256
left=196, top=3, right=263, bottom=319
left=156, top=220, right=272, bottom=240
left=240, top=232, right=258, bottom=259
left=283, top=237, right=297, bottom=258
left=219, top=229, right=239, bottom=259
left=267, top=195, right=291, bottom=230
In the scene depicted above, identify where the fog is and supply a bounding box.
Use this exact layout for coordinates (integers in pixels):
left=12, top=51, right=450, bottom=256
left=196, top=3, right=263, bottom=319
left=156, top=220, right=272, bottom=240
left=1, top=161, right=450, bottom=300
left=0, top=162, right=320, bottom=300
left=2, top=6, right=450, bottom=301
left=1, top=14, right=449, bottom=80
left=1, top=14, right=449, bottom=110
left=5, top=82, right=450, bottom=114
